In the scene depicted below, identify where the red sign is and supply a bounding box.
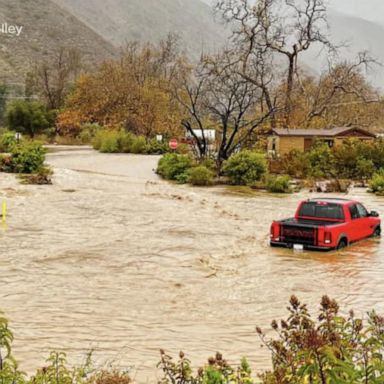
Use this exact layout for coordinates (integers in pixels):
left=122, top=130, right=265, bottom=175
left=169, top=138, right=178, bottom=150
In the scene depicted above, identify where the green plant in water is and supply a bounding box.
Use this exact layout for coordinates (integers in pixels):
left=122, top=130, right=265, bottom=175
left=369, top=169, right=384, bottom=195
left=222, top=151, right=267, bottom=186
left=157, top=153, right=193, bottom=181
left=188, top=166, right=215, bottom=186
left=265, top=175, right=292, bottom=193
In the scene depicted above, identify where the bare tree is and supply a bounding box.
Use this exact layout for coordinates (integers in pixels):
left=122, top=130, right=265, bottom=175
left=32, top=47, right=82, bottom=110
left=216, top=0, right=334, bottom=126
left=294, top=52, right=382, bottom=126
left=174, top=51, right=276, bottom=167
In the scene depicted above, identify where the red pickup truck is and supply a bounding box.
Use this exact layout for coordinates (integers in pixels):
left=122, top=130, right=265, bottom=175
left=270, top=198, right=381, bottom=250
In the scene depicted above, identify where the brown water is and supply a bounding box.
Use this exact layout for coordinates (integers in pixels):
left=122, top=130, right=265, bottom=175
left=0, top=146, right=383, bottom=381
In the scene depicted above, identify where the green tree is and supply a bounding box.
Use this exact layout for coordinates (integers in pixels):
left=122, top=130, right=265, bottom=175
left=6, top=101, right=53, bottom=138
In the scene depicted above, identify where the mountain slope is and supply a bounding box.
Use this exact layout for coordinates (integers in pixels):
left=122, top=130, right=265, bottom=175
left=50, top=0, right=228, bottom=59
left=0, top=0, right=116, bottom=85
left=302, top=10, right=384, bottom=88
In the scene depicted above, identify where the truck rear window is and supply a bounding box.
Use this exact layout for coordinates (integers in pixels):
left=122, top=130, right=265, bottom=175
left=298, top=202, right=344, bottom=220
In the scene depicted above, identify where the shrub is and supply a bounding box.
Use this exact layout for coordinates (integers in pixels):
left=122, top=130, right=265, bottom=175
left=157, top=153, right=193, bottom=180
left=307, top=142, right=335, bottom=178
left=130, top=135, right=147, bottom=154
left=266, top=175, right=291, bottom=193
left=257, top=295, right=384, bottom=384
left=146, top=139, right=168, bottom=155
left=0, top=132, right=18, bottom=152
left=99, top=136, right=119, bottom=153
left=199, top=157, right=216, bottom=171
left=332, top=139, right=375, bottom=179
left=175, top=172, right=190, bottom=184
left=5, top=142, right=46, bottom=174
left=88, top=371, right=132, bottom=384
left=222, top=150, right=267, bottom=185
left=92, top=130, right=104, bottom=151
left=187, top=166, right=215, bottom=186
left=371, top=139, right=384, bottom=169
left=356, top=158, right=375, bottom=180
left=93, top=130, right=169, bottom=155
left=98, top=131, right=120, bottom=153
left=93, top=130, right=125, bottom=152
left=369, top=169, right=384, bottom=195
left=175, top=143, right=191, bottom=155
left=79, top=123, right=102, bottom=144
left=117, top=132, right=133, bottom=153
left=158, top=350, right=253, bottom=384
left=280, top=150, right=311, bottom=178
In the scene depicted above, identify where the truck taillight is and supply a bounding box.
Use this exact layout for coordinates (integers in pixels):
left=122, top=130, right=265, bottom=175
left=324, top=231, right=332, bottom=244
left=270, top=223, right=280, bottom=241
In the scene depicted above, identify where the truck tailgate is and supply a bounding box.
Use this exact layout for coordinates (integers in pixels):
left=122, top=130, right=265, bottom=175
left=281, top=221, right=318, bottom=246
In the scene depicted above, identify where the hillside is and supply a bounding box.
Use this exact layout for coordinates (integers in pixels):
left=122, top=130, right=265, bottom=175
left=0, top=0, right=116, bottom=86
left=1, top=0, right=384, bottom=90
left=302, top=10, right=384, bottom=89
left=50, top=0, right=228, bottom=59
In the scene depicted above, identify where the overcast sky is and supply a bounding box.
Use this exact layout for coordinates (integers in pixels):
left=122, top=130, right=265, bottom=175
left=202, top=0, right=384, bottom=26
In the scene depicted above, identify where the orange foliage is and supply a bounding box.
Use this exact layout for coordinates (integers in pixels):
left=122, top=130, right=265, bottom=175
left=57, top=42, right=184, bottom=137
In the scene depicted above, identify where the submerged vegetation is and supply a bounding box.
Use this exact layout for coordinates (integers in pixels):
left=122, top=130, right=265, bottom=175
left=1, top=296, right=383, bottom=383
left=0, top=132, right=52, bottom=184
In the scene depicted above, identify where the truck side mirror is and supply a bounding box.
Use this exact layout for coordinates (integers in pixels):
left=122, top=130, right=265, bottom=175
left=370, top=211, right=380, bottom=217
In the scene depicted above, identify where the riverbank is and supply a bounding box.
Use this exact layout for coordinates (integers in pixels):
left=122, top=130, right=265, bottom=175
left=1, top=147, right=383, bottom=381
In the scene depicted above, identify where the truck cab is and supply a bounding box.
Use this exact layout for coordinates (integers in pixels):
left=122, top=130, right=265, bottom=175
left=270, top=198, right=381, bottom=250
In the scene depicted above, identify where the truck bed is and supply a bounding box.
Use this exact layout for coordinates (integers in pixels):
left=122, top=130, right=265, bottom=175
left=281, top=218, right=343, bottom=227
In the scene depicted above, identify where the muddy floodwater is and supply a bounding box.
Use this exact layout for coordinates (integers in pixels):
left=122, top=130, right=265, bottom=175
left=1, top=146, right=384, bottom=381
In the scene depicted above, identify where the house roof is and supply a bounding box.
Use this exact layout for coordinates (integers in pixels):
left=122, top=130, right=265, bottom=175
left=270, top=127, right=377, bottom=138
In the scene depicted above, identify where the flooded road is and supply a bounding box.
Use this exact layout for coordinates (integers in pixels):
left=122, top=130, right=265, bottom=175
left=0, top=147, right=383, bottom=381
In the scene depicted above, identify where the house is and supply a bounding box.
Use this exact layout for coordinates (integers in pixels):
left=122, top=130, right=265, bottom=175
left=185, top=129, right=216, bottom=142
left=267, top=127, right=377, bottom=156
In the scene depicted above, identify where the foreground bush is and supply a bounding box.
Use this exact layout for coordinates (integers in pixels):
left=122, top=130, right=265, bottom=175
left=1, top=142, right=46, bottom=174
left=187, top=166, right=215, bottom=186
left=0, top=314, right=126, bottom=384
left=257, top=295, right=384, bottom=384
left=87, top=371, right=132, bottom=384
left=265, top=175, right=291, bottom=193
left=158, top=350, right=252, bottom=384
left=158, top=296, right=384, bottom=384
left=0, top=131, right=18, bottom=152
left=157, top=153, right=193, bottom=182
left=369, top=169, right=384, bottom=195
left=223, top=151, right=267, bottom=186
